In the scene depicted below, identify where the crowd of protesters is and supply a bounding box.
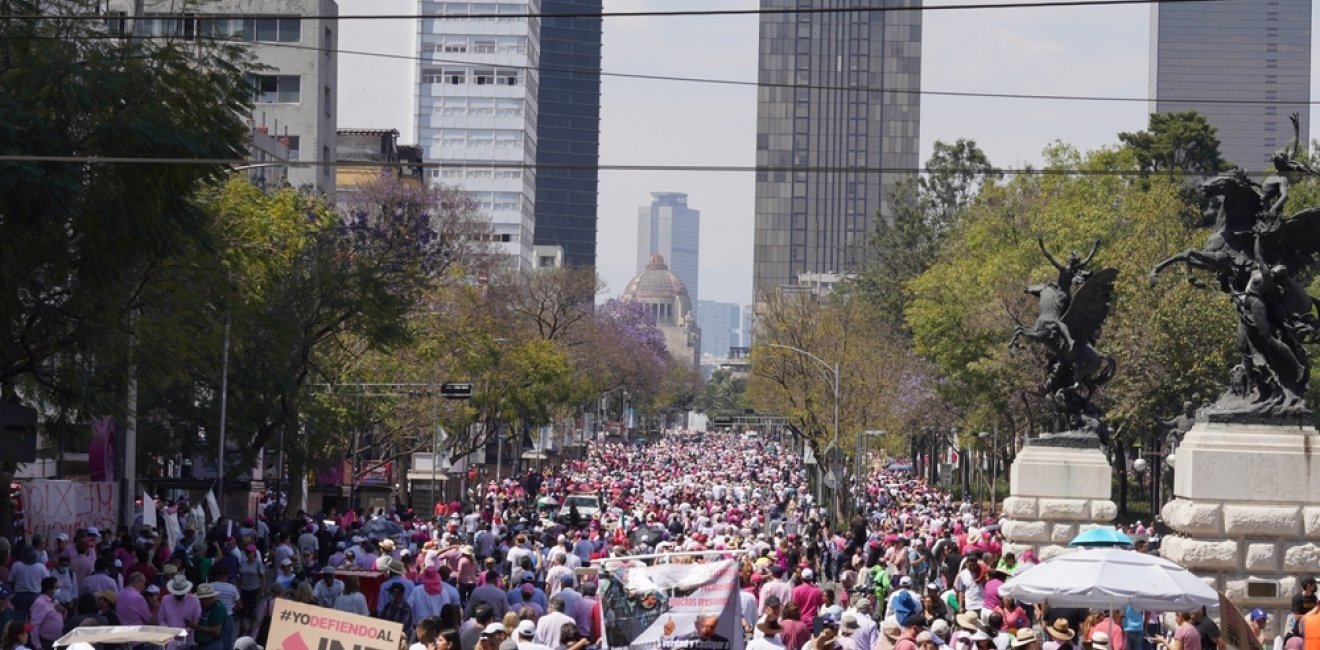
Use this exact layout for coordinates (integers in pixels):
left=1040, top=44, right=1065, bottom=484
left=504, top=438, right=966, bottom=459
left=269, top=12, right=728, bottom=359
left=0, top=430, right=1308, bottom=650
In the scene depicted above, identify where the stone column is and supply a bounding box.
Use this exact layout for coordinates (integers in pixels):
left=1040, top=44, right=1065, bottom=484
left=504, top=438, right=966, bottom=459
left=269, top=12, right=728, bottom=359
left=1000, top=443, right=1117, bottom=559
left=1158, top=421, right=1320, bottom=635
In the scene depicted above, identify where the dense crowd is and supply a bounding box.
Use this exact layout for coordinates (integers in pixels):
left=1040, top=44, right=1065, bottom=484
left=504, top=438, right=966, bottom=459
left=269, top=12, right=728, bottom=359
left=0, top=430, right=1305, bottom=650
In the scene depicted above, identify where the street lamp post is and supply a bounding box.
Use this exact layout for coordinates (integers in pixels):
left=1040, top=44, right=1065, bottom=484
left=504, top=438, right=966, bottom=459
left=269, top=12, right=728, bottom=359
left=765, top=343, right=840, bottom=513
left=978, top=427, right=999, bottom=515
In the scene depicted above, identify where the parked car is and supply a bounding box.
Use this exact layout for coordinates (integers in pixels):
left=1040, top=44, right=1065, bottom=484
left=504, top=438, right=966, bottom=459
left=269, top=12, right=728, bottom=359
left=558, top=493, right=602, bottom=521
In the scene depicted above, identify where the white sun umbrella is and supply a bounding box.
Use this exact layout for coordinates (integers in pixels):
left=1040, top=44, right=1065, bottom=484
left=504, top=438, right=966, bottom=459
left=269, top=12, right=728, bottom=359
left=1001, top=547, right=1217, bottom=612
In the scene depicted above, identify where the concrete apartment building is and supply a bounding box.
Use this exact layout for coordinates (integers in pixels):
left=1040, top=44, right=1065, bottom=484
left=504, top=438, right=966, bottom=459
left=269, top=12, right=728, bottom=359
left=752, top=0, right=922, bottom=298
left=415, top=0, right=542, bottom=268
left=1150, top=0, right=1311, bottom=172
left=107, top=0, right=339, bottom=193
left=637, top=192, right=701, bottom=312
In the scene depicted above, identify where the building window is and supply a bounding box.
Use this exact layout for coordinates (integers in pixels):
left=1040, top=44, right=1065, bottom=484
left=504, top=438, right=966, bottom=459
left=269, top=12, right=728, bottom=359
left=472, top=39, right=496, bottom=54
left=248, top=74, right=301, bottom=103
left=442, top=40, right=467, bottom=53
left=538, top=256, right=556, bottom=268
left=280, top=135, right=301, bottom=161
left=324, top=86, right=331, bottom=117
left=496, top=70, right=520, bottom=86
left=473, top=68, right=495, bottom=85
left=443, top=68, right=466, bottom=84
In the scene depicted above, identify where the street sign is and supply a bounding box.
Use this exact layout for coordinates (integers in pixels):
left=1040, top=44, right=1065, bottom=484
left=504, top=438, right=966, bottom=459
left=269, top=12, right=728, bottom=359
left=712, top=416, right=734, bottom=428
left=824, top=444, right=845, bottom=485
left=803, top=445, right=817, bottom=466
left=440, top=382, right=473, bottom=399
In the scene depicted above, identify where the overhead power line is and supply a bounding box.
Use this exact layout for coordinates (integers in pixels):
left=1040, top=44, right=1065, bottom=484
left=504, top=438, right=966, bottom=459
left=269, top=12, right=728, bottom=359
left=0, top=0, right=1237, bottom=22
left=6, top=31, right=1314, bottom=107
left=0, top=154, right=1255, bottom=177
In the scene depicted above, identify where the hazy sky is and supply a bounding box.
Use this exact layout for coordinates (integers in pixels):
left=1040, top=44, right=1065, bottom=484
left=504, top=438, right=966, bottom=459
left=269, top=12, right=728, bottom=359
left=338, top=0, right=1320, bottom=308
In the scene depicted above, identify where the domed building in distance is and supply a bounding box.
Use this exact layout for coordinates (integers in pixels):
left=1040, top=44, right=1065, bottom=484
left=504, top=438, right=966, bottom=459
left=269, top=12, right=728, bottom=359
left=622, top=254, right=701, bottom=368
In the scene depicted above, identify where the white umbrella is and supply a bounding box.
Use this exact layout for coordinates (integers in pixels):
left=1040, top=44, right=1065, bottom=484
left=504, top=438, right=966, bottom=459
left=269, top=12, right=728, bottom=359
left=1001, top=548, right=1217, bottom=612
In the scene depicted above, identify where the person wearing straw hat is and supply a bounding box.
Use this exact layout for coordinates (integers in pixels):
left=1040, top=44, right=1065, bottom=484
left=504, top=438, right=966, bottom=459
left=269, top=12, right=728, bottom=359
left=1043, top=619, right=1079, bottom=650
left=190, top=584, right=228, bottom=650
left=1012, top=629, right=1039, bottom=650
left=1090, top=633, right=1112, bottom=650
left=952, top=611, right=983, bottom=648
left=159, top=576, right=200, bottom=650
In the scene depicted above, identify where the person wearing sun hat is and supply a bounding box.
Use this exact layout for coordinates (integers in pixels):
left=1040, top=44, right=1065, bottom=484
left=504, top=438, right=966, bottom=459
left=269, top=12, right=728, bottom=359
left=377, top=557, right=415, bottom=615
left=160, top=576, right=200, bottom=650
left=1011, top=628, right=1039, bottom=650
left=1042, top=619, right=1078, bottom=650
left=190, top=584, right=228, bottom=650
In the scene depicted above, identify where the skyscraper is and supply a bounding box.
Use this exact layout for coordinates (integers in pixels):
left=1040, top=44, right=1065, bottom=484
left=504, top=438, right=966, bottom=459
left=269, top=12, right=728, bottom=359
left=533, top=0, right=603, bottom=268
left=1150, top=0, right=1311, bottom=171
left=637, top=192, right=700, bottom=310
left=752, top=0, right=922, bottom=298
left=696, top=300, right=742, bottom=358
left=416, top=0, right=541, bottom=268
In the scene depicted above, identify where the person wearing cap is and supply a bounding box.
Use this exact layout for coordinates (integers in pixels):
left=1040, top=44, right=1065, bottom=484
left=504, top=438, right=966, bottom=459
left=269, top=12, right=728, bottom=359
left=380, top=582, right=415, bottom=638
left=190, top=584, right=228, bottom=650
left=1247, top=608, right=1270, bottom=648
left=895, top=614, right=927, bottom=650
left=1, top=620, right=33, bottom=650
left=159, top=576, right=200, bottom=650
left=514, top=619, right=553, bottom=650
left=505, top=571, right=547, bottom=612
left=891, top=577, right=921, bottom=629
left=793, top=569, right=825, bottom=629
left=805, top=614, right=842, bottom=650
left=457, top=545, right=479, bottom=603
left=474, top=621, right=507, bottom=650
left=377, top=557, right=416, bottom=615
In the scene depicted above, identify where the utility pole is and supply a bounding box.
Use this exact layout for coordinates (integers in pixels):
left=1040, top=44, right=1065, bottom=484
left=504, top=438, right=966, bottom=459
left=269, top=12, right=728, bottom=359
left=217, top=313, right=230, bottom=518
left=122, top=309, right=139, bottom=528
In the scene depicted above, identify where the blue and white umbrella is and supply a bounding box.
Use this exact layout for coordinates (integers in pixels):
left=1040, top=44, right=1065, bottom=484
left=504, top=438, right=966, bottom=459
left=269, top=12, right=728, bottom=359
left=1069, top=527, right=1134, bottom=548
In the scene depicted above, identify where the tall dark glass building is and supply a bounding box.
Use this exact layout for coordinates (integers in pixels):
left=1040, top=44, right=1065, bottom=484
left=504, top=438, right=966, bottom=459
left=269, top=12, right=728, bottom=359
left=752, top=0, right=922, bottom=298
left=1150, top=0, right=1311, bottom=172
left=534, top=0, right=604, bottom=268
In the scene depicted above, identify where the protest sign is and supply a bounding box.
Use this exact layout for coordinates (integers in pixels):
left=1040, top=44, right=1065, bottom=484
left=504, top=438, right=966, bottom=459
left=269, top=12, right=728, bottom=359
left=599, top=559, right=744, bottom=650
left=20, top=480, right=117, bottom=541
left=267, top=598, right=402, bottom=650
left=1220, top=593, right=1264, bottom=650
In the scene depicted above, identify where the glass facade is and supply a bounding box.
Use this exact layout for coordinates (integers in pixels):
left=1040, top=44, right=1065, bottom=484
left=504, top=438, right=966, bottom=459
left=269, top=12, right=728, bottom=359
left=1150, top=0, right=1311, bottom=172
left=752, top=0, right=922, bottom=298
left=533, top=0, right=603, bottom=268
left=638, top=192, right=701, bottom=311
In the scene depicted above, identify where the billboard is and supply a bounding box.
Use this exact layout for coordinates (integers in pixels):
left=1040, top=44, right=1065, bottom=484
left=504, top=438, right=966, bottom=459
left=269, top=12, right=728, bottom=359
left=599, top=559, right=744, bottom=650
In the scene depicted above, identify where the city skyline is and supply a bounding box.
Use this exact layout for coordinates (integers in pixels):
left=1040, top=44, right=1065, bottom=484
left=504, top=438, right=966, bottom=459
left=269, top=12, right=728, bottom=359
left=337, top=0, right=1320, bottom=307
left=637, top=192, right=701, bottom=311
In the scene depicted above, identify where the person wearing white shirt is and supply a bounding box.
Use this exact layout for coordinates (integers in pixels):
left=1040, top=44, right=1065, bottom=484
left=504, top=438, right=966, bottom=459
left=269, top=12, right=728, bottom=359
left=748, top=619, right=788, bottom=650
left=534, top=597, right=575, bottom=648
left=515, top=620, right=554, bottom=650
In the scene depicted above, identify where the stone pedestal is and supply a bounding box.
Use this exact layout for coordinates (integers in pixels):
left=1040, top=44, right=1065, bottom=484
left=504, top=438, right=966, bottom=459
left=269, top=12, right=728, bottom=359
left=1000, top=443, right=1117, bottom=560
left=1159, top=421, right=1320, bottom=626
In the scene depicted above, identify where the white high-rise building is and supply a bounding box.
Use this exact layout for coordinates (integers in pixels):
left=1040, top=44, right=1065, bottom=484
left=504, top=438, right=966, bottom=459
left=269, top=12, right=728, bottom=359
left=416, top=0, right=540, bottom=268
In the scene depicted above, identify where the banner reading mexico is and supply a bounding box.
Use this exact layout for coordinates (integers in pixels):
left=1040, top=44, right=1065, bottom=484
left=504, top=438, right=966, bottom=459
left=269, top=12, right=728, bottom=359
left=600, top=559, right=745, bottom=650
left=267, top=599, right=402, bottom=650
left=20, top=480, right=118, bottom=542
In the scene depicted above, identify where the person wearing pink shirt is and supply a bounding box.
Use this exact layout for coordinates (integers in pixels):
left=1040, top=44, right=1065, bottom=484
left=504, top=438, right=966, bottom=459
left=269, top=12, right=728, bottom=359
left=28, top=578, right=64, bottom=650
left=116, top=573, right=157, bottom=627
left=791, top=569, right=824, bottom=629
left=159, top=577, right=201, bottom=650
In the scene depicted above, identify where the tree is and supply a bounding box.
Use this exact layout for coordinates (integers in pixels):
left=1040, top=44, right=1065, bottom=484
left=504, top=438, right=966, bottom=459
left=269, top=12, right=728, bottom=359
left=856, top=140, right=998, bottom=332
left=904, top=142, right=1235, bottom=500
left=694, top=368, right=748, bottom=414
left=0, top=0, right=252, bottom=406
left=1119, top=111, right=1230, bottom=176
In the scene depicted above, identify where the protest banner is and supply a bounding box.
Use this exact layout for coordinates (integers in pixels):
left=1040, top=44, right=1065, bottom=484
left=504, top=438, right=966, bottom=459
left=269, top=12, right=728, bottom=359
left=1219, top=592, right=1264, bottom=650
left=599, top=559, right=744, bottom=650
left=267, top=598, right=402, bottom=650
left=20, top=480, right=117, bottom=541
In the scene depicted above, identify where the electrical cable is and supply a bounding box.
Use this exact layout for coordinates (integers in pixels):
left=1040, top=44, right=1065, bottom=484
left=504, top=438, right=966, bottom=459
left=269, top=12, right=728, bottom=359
left=0, top=0, right=1240, bottom=22
left=0, top=154, right=1250, bottom=176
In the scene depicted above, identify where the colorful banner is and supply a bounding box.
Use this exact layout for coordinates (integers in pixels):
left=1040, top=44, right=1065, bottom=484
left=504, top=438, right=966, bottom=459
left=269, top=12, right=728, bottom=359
left=20, top=480, right=117, bottom=542
left=267, top=598, right=402, bottom=650
left=600, top=559, right=744, bottom=650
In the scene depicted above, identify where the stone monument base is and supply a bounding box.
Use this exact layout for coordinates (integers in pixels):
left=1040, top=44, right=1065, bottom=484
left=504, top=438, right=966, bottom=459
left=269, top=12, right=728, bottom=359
left=1159, top=421, right=1320, bottom=631
left=1000, top=441, right=1117, bottom=560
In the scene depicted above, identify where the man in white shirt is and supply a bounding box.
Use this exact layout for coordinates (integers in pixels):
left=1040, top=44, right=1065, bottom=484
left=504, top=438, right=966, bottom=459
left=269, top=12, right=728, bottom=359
left=533, top=596, right=574, bottom=648
left=748, top=619, right=787, bottom=650
left=515, top=620, right=553, bottom=650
